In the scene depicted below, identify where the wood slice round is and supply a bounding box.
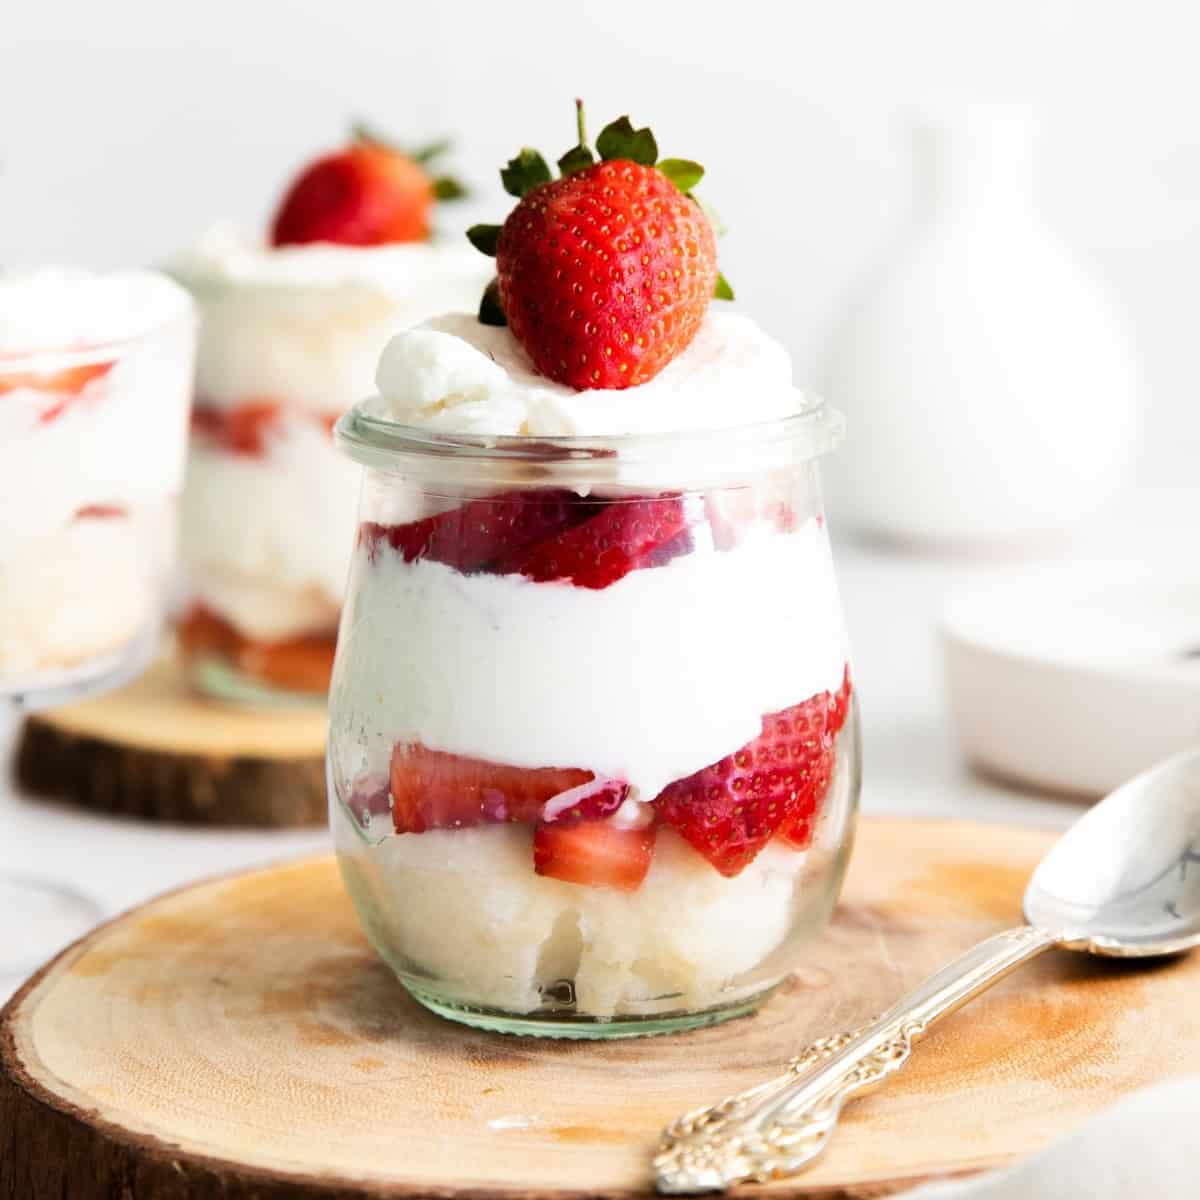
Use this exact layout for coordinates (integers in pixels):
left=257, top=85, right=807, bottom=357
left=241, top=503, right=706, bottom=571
left=3, top=816, right=1197, bottom=1199
left=14, top=653, right=326, bottom=827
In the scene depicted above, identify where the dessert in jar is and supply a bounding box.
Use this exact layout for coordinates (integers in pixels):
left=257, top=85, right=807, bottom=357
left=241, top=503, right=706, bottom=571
left=0, top=269, right=195, bottom=705
left=171, top=130, right=489, bottom=702
left=328, top=107, right=860, bottom=1037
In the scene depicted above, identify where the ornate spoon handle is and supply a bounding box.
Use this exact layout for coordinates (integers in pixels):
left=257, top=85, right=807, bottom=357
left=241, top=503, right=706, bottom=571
left=654, top=924, right=1060, bottom=1193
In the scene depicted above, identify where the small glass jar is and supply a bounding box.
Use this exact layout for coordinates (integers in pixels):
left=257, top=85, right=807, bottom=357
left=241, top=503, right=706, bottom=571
left=0, top=281, right=195, bottom=707
left=328, top=404, right=859, bottom=1038
left=173, top=240, right=487, bottom=705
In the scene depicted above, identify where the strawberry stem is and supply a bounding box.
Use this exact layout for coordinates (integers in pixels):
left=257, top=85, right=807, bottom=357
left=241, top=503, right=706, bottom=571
left=575, top=98, right=587, bottom=149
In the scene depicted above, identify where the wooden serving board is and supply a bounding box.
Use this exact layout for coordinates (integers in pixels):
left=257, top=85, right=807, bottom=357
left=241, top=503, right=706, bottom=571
left=14, top=653, right=326, bottom=827
left=3, top=817, right=1197, bottom=1199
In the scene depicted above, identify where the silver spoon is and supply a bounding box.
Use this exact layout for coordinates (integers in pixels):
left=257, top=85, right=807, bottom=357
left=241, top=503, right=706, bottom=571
left=654, top=748, right=1200, bottom=1193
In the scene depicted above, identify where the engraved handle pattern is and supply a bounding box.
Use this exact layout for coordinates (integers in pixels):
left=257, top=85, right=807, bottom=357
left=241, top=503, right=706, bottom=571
left=654, top=925, right=1059, bottom=1194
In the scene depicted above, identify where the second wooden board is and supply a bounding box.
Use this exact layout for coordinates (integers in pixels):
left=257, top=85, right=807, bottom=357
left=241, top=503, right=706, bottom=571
left=14, top=653, right=327, bottom=826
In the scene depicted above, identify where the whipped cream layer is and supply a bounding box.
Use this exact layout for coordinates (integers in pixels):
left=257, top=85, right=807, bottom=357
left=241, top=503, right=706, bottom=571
left=171, top=226, right=490, bottom=415
left=332, top=517, right=847, bottom=800
left=182, top=418, right=362, bottom=640
left=339, top=824, right=816, bottom=1018
left=366, top=310, right=808, bottom=437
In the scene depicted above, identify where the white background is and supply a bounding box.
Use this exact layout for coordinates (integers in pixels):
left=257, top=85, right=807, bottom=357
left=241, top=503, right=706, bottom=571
left=4, top=0, right=1199, bottom=483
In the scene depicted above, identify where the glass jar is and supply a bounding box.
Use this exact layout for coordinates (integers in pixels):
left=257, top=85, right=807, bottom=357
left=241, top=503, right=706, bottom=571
left=0, top=281, right=195, bottom=707
left=328, top=404, right=859, bottom=1038
left=173, top=241, right=488, bottom=705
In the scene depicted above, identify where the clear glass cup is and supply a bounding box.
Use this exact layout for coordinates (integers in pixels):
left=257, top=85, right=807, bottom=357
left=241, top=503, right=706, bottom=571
left=0, top=278, right=195, bottom=975
left=174, top=248, right=486, bottom=706
left=0, top=301, right=195, bottom=705
left=328, top=404, right=860, bottom=1038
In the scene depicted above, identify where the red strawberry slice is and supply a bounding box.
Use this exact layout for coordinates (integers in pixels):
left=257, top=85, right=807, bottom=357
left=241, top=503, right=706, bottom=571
left=539, top=777, right=629, bottom=824
left=533, top=820, right=656, bottom=890
left=494, top=496, right=689, bottom=589
left=654, top=671, right=853, bottom=877
left=0, top=360, right=114, bottom=399
left=360, top=489, right=589, bottom=572
left=777, top=669, right=853, bottom=849
left=1, top=360, right=115, bottom=423
left=389, top=742, right=595, bottom=834
left=192, top=401, right=283, bottom=456
left=74, top=503, right=127, bottom=520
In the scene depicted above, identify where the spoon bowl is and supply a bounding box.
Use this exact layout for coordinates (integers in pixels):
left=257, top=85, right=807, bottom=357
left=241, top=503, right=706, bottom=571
left=1024, top=748, right=1200, bottom=957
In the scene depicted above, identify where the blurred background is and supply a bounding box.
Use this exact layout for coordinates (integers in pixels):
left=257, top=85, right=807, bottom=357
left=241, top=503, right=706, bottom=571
left=3, top=0, right=1197, bottom=484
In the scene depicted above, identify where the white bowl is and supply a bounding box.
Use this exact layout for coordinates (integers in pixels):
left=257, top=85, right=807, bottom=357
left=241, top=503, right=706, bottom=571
left=942, top=565, right=1200, bottom=796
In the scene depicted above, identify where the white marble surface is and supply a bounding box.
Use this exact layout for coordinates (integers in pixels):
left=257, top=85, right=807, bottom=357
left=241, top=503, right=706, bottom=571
left=6, top=487, right=1192, bottom=998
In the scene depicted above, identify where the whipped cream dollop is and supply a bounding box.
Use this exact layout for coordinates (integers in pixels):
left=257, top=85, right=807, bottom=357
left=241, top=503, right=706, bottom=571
left=365, top=310, right=808, bottom=437
left=170, top=223, right=486, bottom=296
left=0, top=268, right=191, bottom=354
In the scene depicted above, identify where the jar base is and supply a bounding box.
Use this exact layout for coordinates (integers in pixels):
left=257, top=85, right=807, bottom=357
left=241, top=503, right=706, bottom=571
left=187, top=654, right=327, bottom=709
left=402, top=980, right=779, bottom=1040
left=4, top=621, right=158, bottom=711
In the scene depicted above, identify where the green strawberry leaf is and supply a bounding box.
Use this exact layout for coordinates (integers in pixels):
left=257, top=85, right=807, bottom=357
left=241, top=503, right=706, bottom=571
left=478, top=279, right=507, bottom=326
left=466, top=224, right=501, bottom=256
left=413, top=138, right=452, bottom=164
left=501, top=148, right=552, bottom=198
left=596, top=116, right=658, bottom=166
left=350, top=120, right=398, bottom=151
left=557, top=143, right=595, bottom=177
left=656, top=158, right=704, bottom=193
left=713, top=273, right=735, bottom=301
left=433, top=176, right=467, bottom=201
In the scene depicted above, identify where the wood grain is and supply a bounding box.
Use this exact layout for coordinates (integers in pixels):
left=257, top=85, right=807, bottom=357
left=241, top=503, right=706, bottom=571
left=14, top=654, right=326, bottom=827
left=2, top=816, right=1196, bottom=1199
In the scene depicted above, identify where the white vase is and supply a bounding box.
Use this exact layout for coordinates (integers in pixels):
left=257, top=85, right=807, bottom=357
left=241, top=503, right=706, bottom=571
left=819, top=103, right=1142, bottom=549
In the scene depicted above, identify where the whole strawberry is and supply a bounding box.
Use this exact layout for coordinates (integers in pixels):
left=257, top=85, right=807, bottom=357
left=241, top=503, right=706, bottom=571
left=468, top=101, right=732, bottom=390
left=271, top=126, right=465, bottom=248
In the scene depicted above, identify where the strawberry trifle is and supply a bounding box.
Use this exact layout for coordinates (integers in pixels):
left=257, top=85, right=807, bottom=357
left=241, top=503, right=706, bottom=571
left=171, top=130, right=488, bottom=701
left=0, top=268, right=195, bottom=705
left=328, top=108, right=859, bottom=1036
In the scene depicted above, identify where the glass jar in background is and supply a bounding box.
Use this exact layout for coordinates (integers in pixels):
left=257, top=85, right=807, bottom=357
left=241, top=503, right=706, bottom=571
left=171, top=231, right=488, bottom=704
left=0, top=267, right=195, bottom=975
left=0, top=271, right=195, bottom=706
left=327, top=406, right=860, bottom=1038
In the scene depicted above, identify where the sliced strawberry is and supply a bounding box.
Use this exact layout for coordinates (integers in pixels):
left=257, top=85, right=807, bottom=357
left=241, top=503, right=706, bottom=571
left=654, top=672, right=853, bottom=877
left=389, top=742, right=594, bottom=834
left=494, top=496, right=689, bottom=589
left=0, top=360, right=115, bottom=423
left=539, top=777, right=629, bottom=824
left=533, top=820, right=655, bottom=890
left=191, top=400, right=284, bottom=456
left=0, top=360, right=114, bottom=399
left=360, top=489, right=589, bottom=573
left=178, top=605, right=336, bottom=694
left=74, top=503, right=127, bottom=520
left=777, top=669, right=853, bottom=849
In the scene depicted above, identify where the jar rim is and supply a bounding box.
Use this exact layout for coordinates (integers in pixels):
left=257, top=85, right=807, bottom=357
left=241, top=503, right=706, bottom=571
left=0, top=302, right=196, bottom=373
left=335, top=398, right=844, bottom=475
